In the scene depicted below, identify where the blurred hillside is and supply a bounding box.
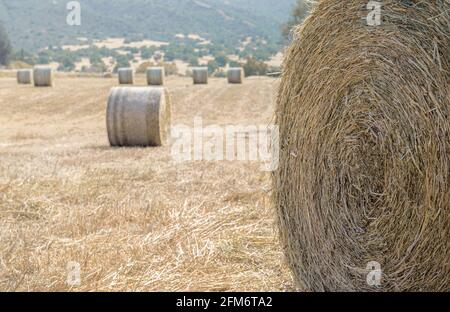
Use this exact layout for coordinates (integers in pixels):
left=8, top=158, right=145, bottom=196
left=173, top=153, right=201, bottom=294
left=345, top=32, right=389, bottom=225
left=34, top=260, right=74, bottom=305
left=0, top=0, right=295, bottom=51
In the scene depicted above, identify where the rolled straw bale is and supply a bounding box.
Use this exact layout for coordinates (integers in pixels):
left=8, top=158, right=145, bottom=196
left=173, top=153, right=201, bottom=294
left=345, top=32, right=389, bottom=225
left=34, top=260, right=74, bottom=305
left=227, top=67, right=244, bottom=84
left=33, top=66, right=53, bottom=87
left=118, top=68, right=134, bottom=84
left=147, top=67, right=165, bottom=86
left=106, top=87, right=171, bottom=147
left=192, top=67, right=208, bottom=84
left=273, top=1, right=449, bottom=292
left=17, top=69, right=32, bottom=84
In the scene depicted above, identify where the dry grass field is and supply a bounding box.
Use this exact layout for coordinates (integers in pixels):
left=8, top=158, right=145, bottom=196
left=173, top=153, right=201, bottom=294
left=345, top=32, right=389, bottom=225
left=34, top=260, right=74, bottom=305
left=0, top=74, right=294, bottom=291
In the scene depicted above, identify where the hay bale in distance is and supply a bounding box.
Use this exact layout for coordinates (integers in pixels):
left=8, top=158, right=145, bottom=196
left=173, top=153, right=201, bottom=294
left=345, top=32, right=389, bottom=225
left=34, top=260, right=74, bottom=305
left=118, top=68, right=134, bottom=85
left=273, top=1, right=449, bottom=292
left=106, top=87, right=171, bottom=147
left=17, top=69, right=32, bottom=84
left=227, top=67, right=244, bottom=84
left=147, top=67, right=165, bottom=86
left=33, top=66, right=53, bottom=87
left=192, top=67, right=208, bottom=84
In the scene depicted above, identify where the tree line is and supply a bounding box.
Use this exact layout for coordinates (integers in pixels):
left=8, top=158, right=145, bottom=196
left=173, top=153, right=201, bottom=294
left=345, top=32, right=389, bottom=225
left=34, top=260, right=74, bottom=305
left=0, top=22, right=11, bottom=66
left=0, top=0, right=310, bottom=70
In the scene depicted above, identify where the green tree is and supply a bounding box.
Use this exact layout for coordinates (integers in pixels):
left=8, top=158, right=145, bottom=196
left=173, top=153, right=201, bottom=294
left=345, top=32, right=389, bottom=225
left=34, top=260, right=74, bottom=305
left=0, top=22, right=12, bottom=65
left=37, top=51, right=51, bottom=64
left=187, top=55, right=199, bottom=66
left=214, top=53, right=228, bottom=67
left=282, top=0, right=312, bottom=40
left=243, top=57, right=268, bottom=77
left=229, top=60, right=242, bottom=68
left=141, top=47, right=155, bottom=60
left=113, top=55, right=130, bottom=73
left=90, top=52, right=103, bottom=65
left=207, top=60, right=219, bottom=75
left=164, top=50, right=175, bottom=62
left=58, top=55, right=75, bottom=72
left=10, top=48, right=35, bottom=65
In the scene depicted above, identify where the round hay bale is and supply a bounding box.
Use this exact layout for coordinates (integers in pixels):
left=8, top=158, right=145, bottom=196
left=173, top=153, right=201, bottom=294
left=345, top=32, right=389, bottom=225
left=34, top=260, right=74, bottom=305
left=147, top=67, right=165, bottom=86
left=17, top=69, right=32, bottom=84
left=227, top=67, right=244, bottom=84
left=106, top=87, right=171, bottom=147
left=33, top=67, right=53, bottom=87
left=118, top=68, right=134, bottom=85
left=103, top=72, right=113, bottom=78
left=274, top=1, right=449, bottom=292
left=192, top=67, right=208, bottom=84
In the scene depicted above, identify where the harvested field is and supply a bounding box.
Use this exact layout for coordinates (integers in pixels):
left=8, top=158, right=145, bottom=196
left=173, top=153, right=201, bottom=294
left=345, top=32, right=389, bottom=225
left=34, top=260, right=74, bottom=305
left=0, top=75, right=293, bottom=291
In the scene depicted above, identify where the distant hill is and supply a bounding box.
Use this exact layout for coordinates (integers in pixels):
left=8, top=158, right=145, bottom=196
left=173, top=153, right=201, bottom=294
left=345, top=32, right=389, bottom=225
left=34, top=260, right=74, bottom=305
left=0, top=0, right=296, bottom=51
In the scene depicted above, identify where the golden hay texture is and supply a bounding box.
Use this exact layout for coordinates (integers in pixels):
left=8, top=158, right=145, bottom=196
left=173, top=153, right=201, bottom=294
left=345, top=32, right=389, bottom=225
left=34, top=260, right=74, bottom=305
left=33, top=67, right=53, bottom=87
left=227, top=68, right=245, bottom=84
left=147, top=67, right=165, bottom=86
left=274, top=0, right=449, bottom=291
left=192, top=67, right=208, bottom=84
left=118, top=68, right=134, bottom=85
left=17, top=70, right=32, bottom=85
left=0, top=75, right=292, bottom=291
left=106, top=87, right=171, bottom=147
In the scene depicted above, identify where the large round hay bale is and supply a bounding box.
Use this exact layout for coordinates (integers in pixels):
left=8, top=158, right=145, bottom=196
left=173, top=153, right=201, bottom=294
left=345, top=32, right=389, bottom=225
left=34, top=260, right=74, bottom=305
left=33, top=67, right=53, bottom=87
left=118, top=68, right=134, bottom=85
left=274, top=1, right=449, bottom=292
left=227, top=67, right=244, bottom=84
left=17, top=69, right=32, bottom=84
left=147, top=67, right=165, bottom=86
left=106, top=87, right=171, bottom=147
left=192, top=67, right=208, bottom=84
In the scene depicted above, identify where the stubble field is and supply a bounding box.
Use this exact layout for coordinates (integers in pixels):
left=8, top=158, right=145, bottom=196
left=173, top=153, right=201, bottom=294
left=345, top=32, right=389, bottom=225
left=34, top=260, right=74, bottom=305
left=0, top=74, right=294, bottom=291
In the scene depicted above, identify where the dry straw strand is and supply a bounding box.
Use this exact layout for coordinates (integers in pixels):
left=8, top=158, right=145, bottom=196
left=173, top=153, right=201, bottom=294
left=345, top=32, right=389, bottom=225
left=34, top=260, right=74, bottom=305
left=273, top=0, right=449, bottom=292
left=106, top=87, right=171, bottom=147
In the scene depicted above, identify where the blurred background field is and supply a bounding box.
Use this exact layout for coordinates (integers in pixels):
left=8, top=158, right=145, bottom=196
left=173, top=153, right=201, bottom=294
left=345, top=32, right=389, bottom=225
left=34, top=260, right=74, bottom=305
left=0, top=75, right=294, bottom=291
